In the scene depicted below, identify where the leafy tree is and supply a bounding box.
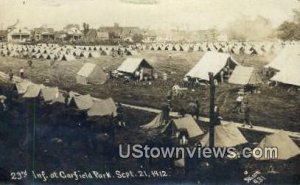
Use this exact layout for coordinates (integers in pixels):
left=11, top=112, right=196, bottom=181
left=277, top=21, right=300, bottom=40
left=132, top=33, right=143, bottom=43
left=226, top=16, right=275, bottom=41
left=277, top=10, right=300, bottom=41
left=82, top=22, right=90, bottom=36
left=64, top=24, right=80, bottom=30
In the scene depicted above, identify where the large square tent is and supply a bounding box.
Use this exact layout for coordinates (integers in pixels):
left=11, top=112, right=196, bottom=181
left=185, top=52, right=239, bottom=81
left=76, top=63, right=107, bottom=85
left=265, top=45, right=299, bottom=70
left=228, top=66, right=262, bottom=85
left=270, top=65, right=300, bottom=87
left=117, top=58, right=153, bottom=77
left=266, top=45, right=300, bottom=87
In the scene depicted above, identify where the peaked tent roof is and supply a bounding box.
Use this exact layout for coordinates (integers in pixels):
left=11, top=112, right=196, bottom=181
left=76, top=63, right=107, bottom=85
left=270, top=52, right=300, bottom=86
left=51, top=92, right=65, bottom=104
left=140, top=112, right=164, bottom=129
left=200, top=123, right=247, bottom=147
left=59, top=53, right=76, bottom=61
left=41, top=87, right=59, bottom=102
left=229, top=66, right=262, bottom=85
left=87, top=98, right=117, bottom=117
left=172, top=116, right=204, bottom=139
left=72, top=94, right=94, bottom=110
left=265, top=45, right=300, bottom=70
left=117, top=58, right=153, bottom=74
left=270, top=65, right=300, bottom=86
left=256, top=131, right=300, bottom=160
left=185, top=52, right=239, bottom=81
left=23, top=84, right=44, bottom=98
left=16, top=81, right=31, bottom=94
left=77, top=63, right=99, bottom=77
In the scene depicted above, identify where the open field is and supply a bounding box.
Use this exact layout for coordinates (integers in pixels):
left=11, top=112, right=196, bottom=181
left=0, top=51, right=299, bottom=132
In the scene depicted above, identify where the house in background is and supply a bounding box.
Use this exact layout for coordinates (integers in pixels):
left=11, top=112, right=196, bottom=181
left=63, top=25, right=82, bottom=41
left=0, top=30, right=7, bottom=42
left=54, top=31, right=67, bottom=41
left=7, top=27, right=31, bottom=43
left=96, top=31, right=109, bottom=41
left=33, top=27, right=55, bottom=42
left=98, top=23, right=141, bottom=42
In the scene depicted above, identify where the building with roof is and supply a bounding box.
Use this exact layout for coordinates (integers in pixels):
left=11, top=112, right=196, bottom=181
left=62, top=25, right=82, bottom=41
left=0, top=30, right=7, bottom=42
left=97, top=31, right=110, bottom=40
left=33, top=27, right=55, bottom=42
left=7, top=27, right=31, bottom=43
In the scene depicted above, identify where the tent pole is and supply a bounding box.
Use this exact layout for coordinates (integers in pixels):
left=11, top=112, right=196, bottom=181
left=209, top=72, right=215, bottom=148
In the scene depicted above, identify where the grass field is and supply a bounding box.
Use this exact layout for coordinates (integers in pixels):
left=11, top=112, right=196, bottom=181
left=0, top=51, right=299, bottom=131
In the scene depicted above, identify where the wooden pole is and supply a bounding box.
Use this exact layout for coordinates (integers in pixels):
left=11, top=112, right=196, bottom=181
left=209, top=72, right=215, bottom=147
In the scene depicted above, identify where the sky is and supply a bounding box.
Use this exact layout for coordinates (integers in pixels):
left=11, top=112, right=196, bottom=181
left=0, top=0, right=299, bottom=30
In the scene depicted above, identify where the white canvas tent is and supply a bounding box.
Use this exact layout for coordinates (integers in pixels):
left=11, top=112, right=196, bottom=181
left=51, top=92, right=65, bottom=104
left=200, top=123, right=247, bottom=147
left=41, top=87, right=59, bottom=102
left=76, top=63, right=107, bottom=85
left=229, top=66, right=262, bottom=85
left=266, top=45, right=300, bottom=86
left=16, top=81, right=31, bottom=94
left=256, top=131, right=300, bottom=160
left=140, top=112, right=164, bottom=129
left=70, top=94, right=94, bottom=110
left=163, top=116, right=204, bottom=140
left=270, top=65, right=300, bottom=87
left=87, top=98, right=117, bottom=117
left=117, top=58, right=153, bottom=75
left=59, top=53, right=76, bottom=61
left=265, top=45, right=299, bottom=70
left=23, top=84, right=44, bottom=98
left=185, top=52, right=239, bottom=81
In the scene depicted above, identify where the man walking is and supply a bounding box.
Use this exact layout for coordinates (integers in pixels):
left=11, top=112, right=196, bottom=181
left=116, top=102, right=126, bottom=127
left=195, top=100, right=200, bottom=120
left=19, top=67, right=25, bottom=79
left=243, top=103, right=253, bottom=128
left=232, top=94, right=243, bottom=113
left=8, top=69, right=13, bottom=81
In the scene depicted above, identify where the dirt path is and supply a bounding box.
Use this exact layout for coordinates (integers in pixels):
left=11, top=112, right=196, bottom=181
left=1, top=71, right=300, bottom=140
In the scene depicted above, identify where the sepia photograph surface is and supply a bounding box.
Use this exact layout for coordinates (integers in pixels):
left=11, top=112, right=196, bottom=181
left=0, top=0, right=300, bottom=184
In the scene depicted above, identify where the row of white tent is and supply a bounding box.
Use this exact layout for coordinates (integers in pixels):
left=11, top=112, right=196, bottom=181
left=0, top=41, right=287, bottom=60
left=0, top=43, right=137, bottom=61
left=141, top=113, right=300, bottom=160
left=136, top=42, right=286, bottom=55
left=15, top=80, right=117, bottom=117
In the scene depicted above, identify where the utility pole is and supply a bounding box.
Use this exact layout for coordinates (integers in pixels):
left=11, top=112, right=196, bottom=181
left=209, top=72, right=215, bottom=147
